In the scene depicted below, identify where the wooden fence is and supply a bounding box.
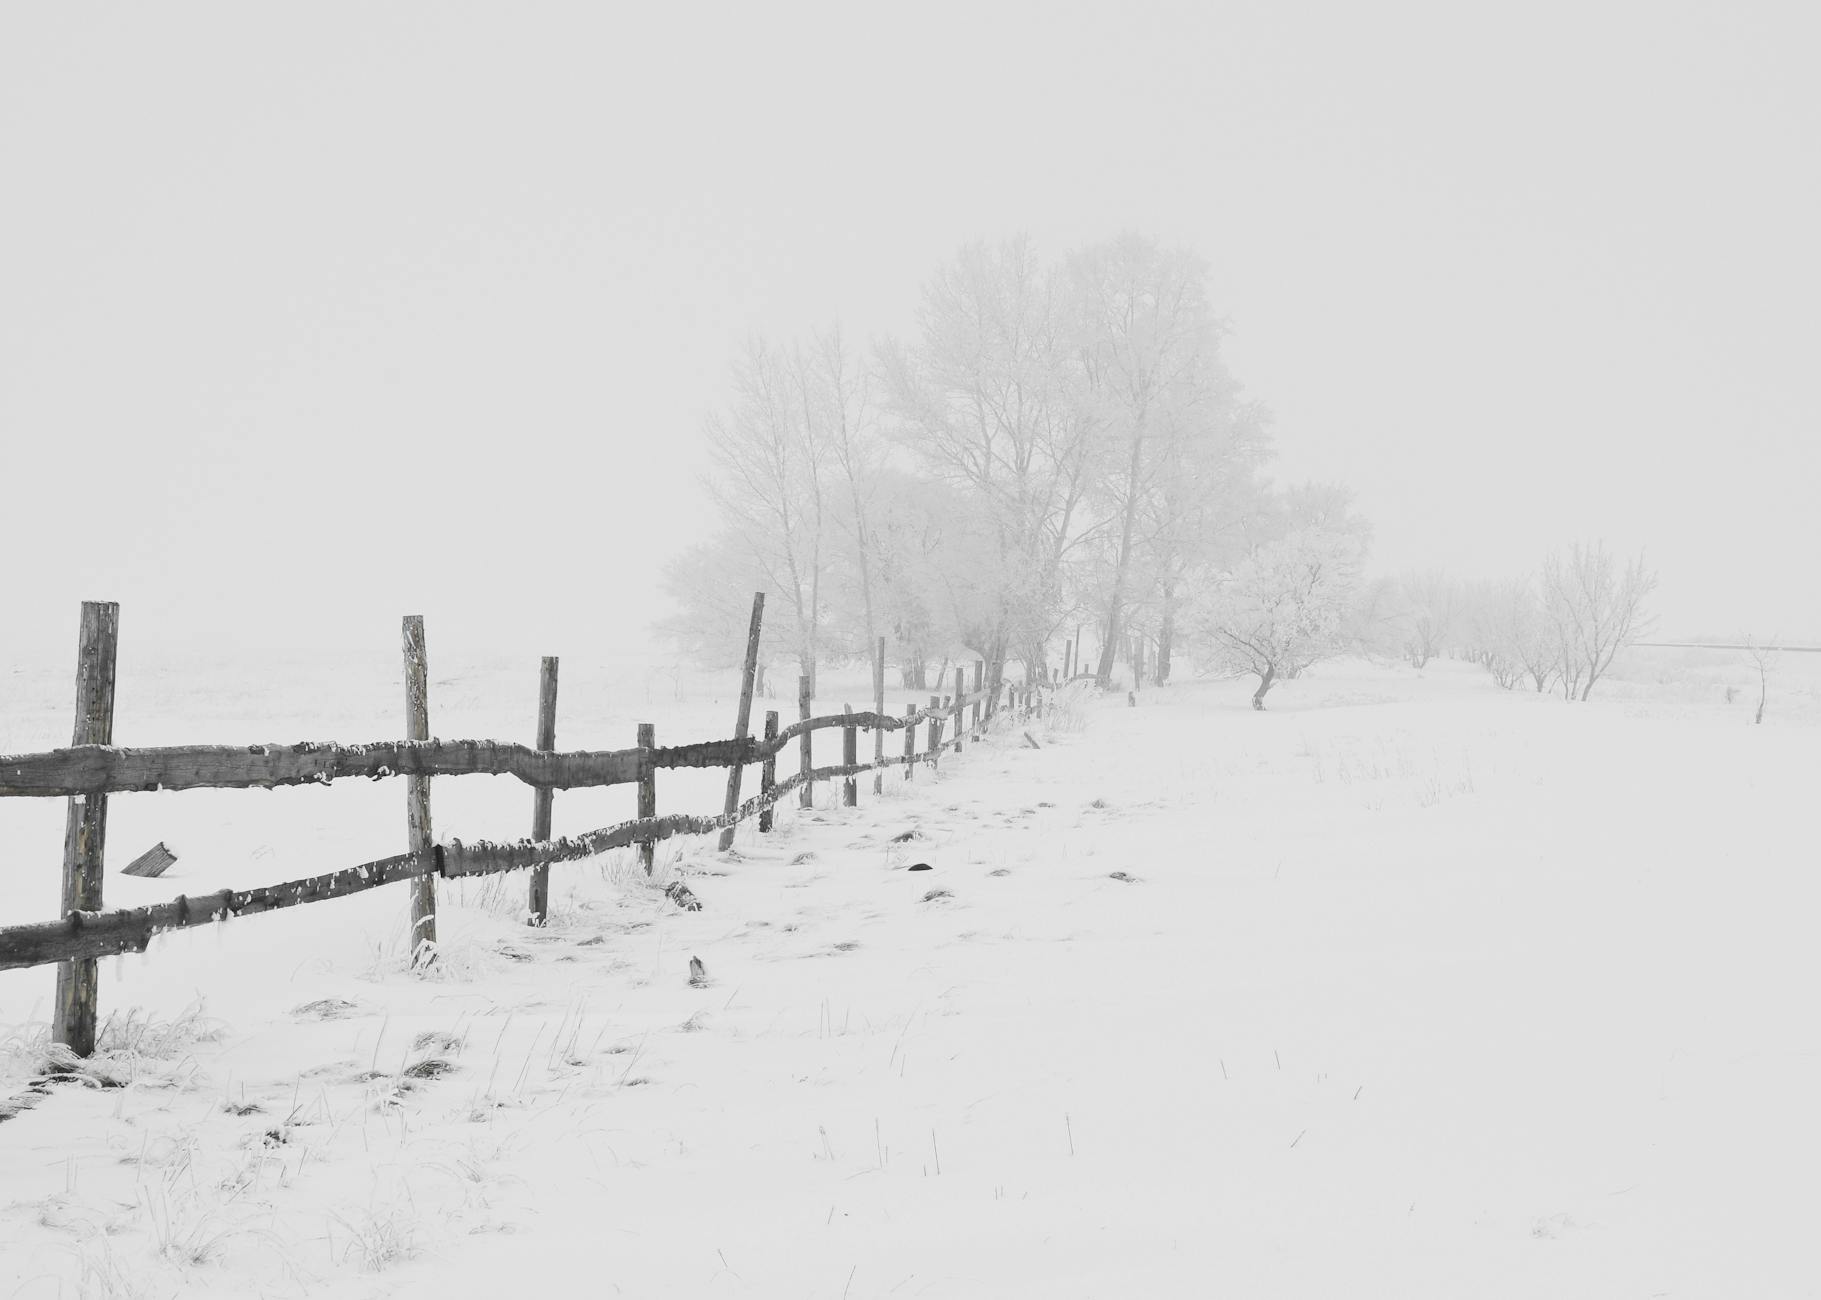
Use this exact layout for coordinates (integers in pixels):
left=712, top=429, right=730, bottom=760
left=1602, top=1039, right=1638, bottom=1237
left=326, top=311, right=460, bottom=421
left=0, top=598, right=1052, bottom=1056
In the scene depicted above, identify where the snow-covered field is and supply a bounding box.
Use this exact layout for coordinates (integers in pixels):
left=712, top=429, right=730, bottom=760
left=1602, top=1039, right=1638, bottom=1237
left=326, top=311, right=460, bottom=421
left=2, top=646, right=1818, bottom=1298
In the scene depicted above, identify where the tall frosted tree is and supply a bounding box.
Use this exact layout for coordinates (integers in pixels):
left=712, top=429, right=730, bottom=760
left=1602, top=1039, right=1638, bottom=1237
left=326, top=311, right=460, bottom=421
left=878, top=237, right=1098, bottom=691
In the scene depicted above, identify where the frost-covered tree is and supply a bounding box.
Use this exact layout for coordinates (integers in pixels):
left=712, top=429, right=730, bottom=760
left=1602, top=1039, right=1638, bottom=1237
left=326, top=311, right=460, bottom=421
left=1391, top=570, right=1456, bottom=670
left=656, top=534, right=779, bottom=696
left=1541, top=541, right=1656, bottom=701
left=879, top=237, right=1098, bottom=695
left=1190, top=525, right=1366, bottom=709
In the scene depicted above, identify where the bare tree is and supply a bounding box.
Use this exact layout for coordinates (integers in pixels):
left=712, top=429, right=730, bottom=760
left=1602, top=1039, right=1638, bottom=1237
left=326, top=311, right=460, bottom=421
left=1742, top=635, right=1777, bottom=724
left=879, top=236, right=1098, bottom=696
left=1540, top=541, right=1657, bottom=700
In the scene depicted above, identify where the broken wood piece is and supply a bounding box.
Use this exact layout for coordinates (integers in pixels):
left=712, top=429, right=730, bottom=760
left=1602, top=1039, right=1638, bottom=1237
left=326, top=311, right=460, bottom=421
left=665, top=881, right=702, bottom=912
left=1022, top=732, right=1042, bottom=749
left=122, top=842, right=177, bottom=879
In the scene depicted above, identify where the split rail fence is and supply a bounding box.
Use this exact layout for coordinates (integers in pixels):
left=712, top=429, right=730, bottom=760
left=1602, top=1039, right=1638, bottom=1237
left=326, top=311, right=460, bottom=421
left=1, top=597, right=1052, bottom=1057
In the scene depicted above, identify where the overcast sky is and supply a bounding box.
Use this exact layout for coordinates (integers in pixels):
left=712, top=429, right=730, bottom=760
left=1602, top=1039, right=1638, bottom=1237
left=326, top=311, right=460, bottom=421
left=3, top=1, right=1816, bottom=669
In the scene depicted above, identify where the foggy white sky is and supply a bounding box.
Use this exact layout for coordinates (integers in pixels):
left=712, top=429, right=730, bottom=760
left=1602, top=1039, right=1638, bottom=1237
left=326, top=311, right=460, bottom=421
left=4, top=1, right=1817, bottom=669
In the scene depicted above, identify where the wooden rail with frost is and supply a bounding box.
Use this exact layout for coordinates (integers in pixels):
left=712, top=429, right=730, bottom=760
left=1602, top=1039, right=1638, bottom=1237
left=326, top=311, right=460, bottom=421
left=0, top=698, right=997, bottom=800
left=0, top=688, right=1033, bottom=975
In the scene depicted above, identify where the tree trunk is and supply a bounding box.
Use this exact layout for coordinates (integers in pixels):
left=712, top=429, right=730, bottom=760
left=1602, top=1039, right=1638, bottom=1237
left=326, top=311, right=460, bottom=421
left=1095, top=416, right=1149, bottom=688
left=1252, top=664, right=1276, bottom=710
left=1156, top=593, right=1175, bottom=685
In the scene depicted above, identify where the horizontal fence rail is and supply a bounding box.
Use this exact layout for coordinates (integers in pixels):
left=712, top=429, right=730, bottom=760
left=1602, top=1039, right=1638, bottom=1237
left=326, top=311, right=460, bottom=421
left=0, top=701, right=997, bottom=800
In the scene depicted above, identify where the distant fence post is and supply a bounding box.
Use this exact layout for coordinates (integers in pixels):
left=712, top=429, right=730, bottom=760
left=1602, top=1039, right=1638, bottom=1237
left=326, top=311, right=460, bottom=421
left=528, top=656, right=559, bottom=925
left=637, top=722, right=657, bottom=874
left=52, top=600, right=119, bottom=1058
left=843, top=706, right=858, bottom=807
left=718, top=592, right=765, bottom=852
left=759, top=711, right=779, bottom=832
left=872, top=636, right=886, bottom=796
left=902, top=702, right=916, bottom=780
left=972, top=661, right=984, bottom=735
left=798, top=674, right=813, bottom=810
left=1064, top=640, right=1073, bottom=681
left=953, top=667, right=967, bottom=754
left=929, top=694, right=943, bottom=770
left=402, top=615, right=437, bottom=967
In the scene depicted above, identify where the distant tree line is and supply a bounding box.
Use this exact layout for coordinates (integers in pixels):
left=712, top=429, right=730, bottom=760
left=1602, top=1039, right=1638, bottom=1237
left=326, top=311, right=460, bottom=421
left=1357, top=541, right=1658, bottom=701
left=661, top=233, right=1371, bottom=705
left=659, top=233, right=1657, bottom=711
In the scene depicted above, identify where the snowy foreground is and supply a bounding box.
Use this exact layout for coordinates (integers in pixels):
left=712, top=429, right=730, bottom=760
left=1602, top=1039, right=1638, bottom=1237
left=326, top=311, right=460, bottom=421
left=2, top=652, right=1818, bottom=1298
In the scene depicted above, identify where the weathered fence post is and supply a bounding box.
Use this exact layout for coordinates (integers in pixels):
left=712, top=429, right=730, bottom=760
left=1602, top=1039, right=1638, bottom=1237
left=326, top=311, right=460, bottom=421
left=953, top=667, right=967, bottom=754
left=1064, top=639, right=1073, bottom=681
left=402, top=615, right=437, bottom=967
left=637, top=722, right=657, bottom=873
left=928, top=694, right=943, bottom=771
left=52, top=600, right=119, bottom=1057
left=528, top=656, right=559, bottom=926
left=872, top=636, right=886, bottom=796
left=902, top=702, right=917, bottom=780
left=798, top=674, right=814, bottom=810
left=972, top=661, right=984, bottom=736
left=759, top=711, right=779, bottom=832
left=718, top=592, right=765, bottom=852
left=843, top=706, right=858, bottom=807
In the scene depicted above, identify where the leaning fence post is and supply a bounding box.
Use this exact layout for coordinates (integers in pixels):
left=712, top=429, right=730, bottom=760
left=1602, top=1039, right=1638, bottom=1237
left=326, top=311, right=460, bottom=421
left=637, top=723, right=657, bottom=874
left=972, top=660, right=984, bottom=736
left=528, top=656, right=559, bottom=925
left=798, top=674, right=814, bottom=810
left=872, top=636, right=886, bottom=796
left=843, top=705, right=858, bottom=807
left=902, top=702, right=917, bottom=780
left=718, top=592, right=765, bottom=852
left=759, top=711, right=780, bottom=832
left=402, top=615, right=437, bottom=967
left=52, top=600, right=119, bottom=1057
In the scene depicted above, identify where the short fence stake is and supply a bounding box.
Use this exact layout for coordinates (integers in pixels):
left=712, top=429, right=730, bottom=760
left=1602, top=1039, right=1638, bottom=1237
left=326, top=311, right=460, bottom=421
left=403, top=615, right=437, bottom=967
left=528, top=656, right=559, bottom=925
left=872, top=636, right=886, bottom=797
left=718, top=591, right=765, bottom=852
left=637, top=722, right=657, bottom=874
left=53, top=600, right=119, bottom=1057
left=798, top=674, right=814, bottom=809
left=902, top=702, right=917, bottom=780
left=843, top=705, right=858, bottom=807
left=759, top=711, right=779, bottom=832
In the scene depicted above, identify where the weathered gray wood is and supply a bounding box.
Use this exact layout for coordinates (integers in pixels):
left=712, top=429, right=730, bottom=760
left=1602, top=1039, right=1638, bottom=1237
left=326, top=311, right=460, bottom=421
left=2, top=850, right=439, bottom=972
left=122, top=842, right=177, bottom=879
left=403, top=616, right=436, bottom=966
left=1064, top=640, right=1073, bottom=681
left=798, top=674, right=813, bottom=810
left=902, top=702, right=916, bottom=780
left=759, top=711, right=779, bottom=832
left=637, top=723, right=657, bottom=875
left=872, top=637, right=886, bottom=797
left=0, top=736, right=732, bottom=798
left=528, top=657, right=558, bottom=926
left=972, top=661, right=984, bottom=736
left=928, top=695, right=943, bottom=771
left=718, top=592, right=765, bottom=852
left=842, top=706, right=858, bottom=807
left=953, top=668, right=967, bottom=754
left=2, top=746, right=933, bottom=975
left=54, top=600, right=118, bottom=1057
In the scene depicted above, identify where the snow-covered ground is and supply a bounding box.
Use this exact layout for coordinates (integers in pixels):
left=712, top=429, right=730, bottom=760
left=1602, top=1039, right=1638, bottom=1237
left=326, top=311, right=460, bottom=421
left=2, top=648, right=1818, bottom=1298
